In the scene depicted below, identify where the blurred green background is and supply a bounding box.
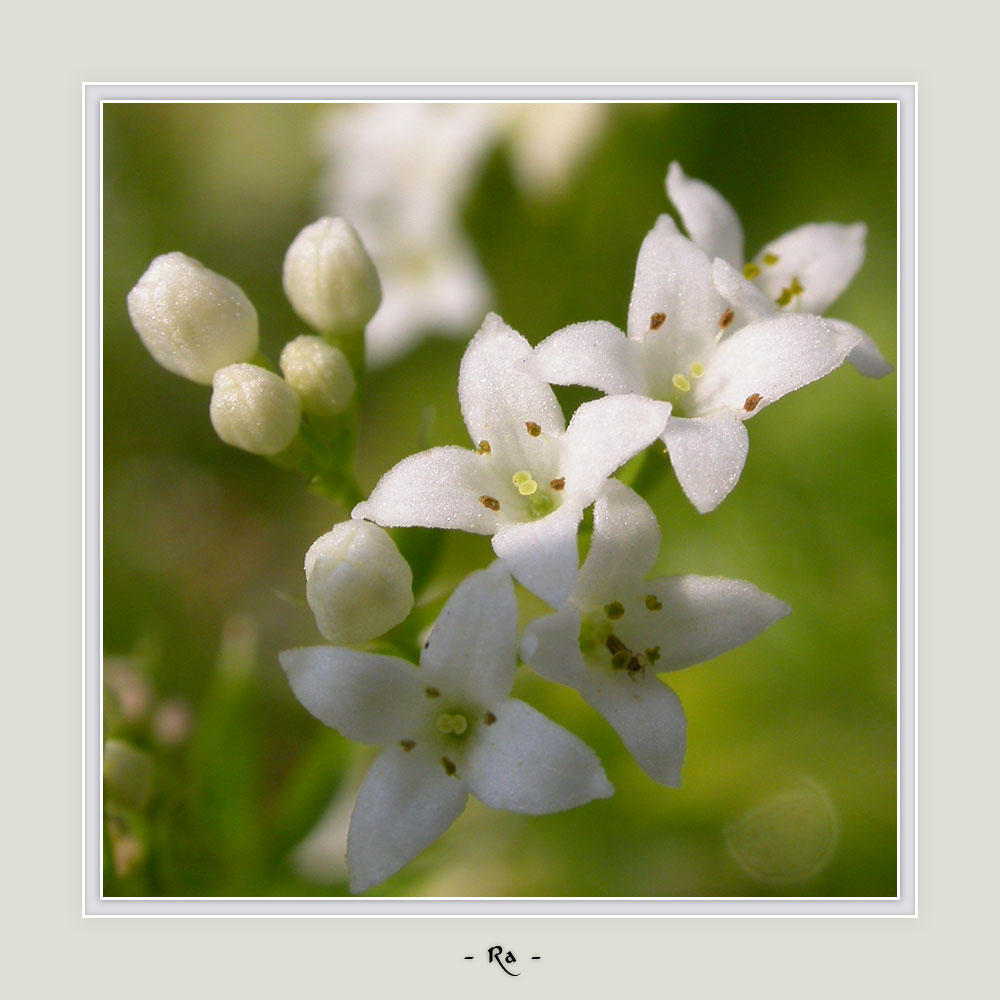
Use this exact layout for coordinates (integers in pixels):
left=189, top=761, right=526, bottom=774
left=102, top=102, right=897, bottom=897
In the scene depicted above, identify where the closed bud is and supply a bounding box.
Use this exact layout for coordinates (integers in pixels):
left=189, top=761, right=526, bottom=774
left=305, top=521, right=413, bottom=644
left=104, top=739, right=154, bottom=811
left=280, top=334, right=356, bottom=417
left=127, top=252, right=259, bottom=384
left=209, top=363, right=301, bottom=455
left=283, top=218, right=381, bottom=336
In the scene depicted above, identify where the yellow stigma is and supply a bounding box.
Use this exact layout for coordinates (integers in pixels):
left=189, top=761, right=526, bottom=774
left=762, top=252, right=780, bottom=266
left=743, top=263, right=761, bottom=279
left=690, top=362, right=705, bottom=378
left=436, top=713, right=468, bottom=735
left=512, top=470, right=538, bottom=495
left=672, top=373, right=692, bottom=392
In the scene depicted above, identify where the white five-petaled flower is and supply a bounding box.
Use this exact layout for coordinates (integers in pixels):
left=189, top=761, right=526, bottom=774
left=280, top=562, right=613, bottom=893
left=520, top=480, right=791, bottom=785
left=353, top=313, right=671, bottom=607
left=533, top=164, right=890, bottom=513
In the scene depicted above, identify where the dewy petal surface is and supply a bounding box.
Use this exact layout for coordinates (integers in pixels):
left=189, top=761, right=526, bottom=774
left=352, top=445, right=499, bottom=534
left=459, top=312, right=565, bottom=469
left=580, top=671, right=687, bottom=787
left=491, top=502, right=583, bottom=608
left=696, top=313, right=862, bottom=415
left=573, top=480, right=661, bottom=608
left=619, top=575, right=791, bottom=670
left=662, top=413, right=750, bottom=514
left=279, top=647, right=424, bottom=744
left=464, top=698, right=613, bottom=814
left=712, top=257, right=779, bottom=326
left=531, top=320, right=647, bottom=395
left=666, top=162, right=744, bottom=268
left=754, top=222, right=866, bottom=314
left=519, top=606, right=586, bottom=687
left=830, top=319, right=893, bottom=378
left=420, top=561, right=518, bottom=705
left=346, top=743, right=469, bottom=893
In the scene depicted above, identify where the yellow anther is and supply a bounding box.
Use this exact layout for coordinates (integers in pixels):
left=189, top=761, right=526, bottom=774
left=775, top=276, right=804, bottom=307
left=672, top=373, right=692, bottom=392
left=743, top=263, right=761, bottom=279
left=762, top=252, right=780, bottom=266
left=512, top=470, right=532, bottom=486
left=690, top=362, right=705, bottom=379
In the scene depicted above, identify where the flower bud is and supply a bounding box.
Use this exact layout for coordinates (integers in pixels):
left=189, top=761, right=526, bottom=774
left=282, top=218, right=381, bottom=336
left=127, top=252, right=259, bottom=384
left=279, top=334, right=356, bottom=417
left=209, top=363, right=301, bottom=455
left=305, top=521, right=413, bottom=644
left=104, top=739, right=154, bottom=811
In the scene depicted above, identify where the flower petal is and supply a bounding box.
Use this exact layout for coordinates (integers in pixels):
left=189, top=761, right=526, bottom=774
left=573, top=480, right=660, bottom=607
left=458, top=312, right=565, bottom=469
left=531, top=320, right=647, bottom=395
left=620, top=575, right=791, bottom=670
left=520, top=606, right=586, bottom=686
left=346, top=744, right=469, bottom=893
left=491, top=502, right=583, bottom=607
left=831, top=320, right=893, bottom=378
left=560, top=395, right=672, bottom=505
left=464, top=698, right=613, bottom=813
left=279, top=647, right=424, bottom=744
left=666, top=162, right=744, bottom=268
left=580, top=671, right=687, bottom=786
left=352, top=446, right=498, bottom=534
left=420, top=561, right=518, bottom=704
left=696, top=313, right=862, bottom=416
left=712, top=257, right=778, bottom=327
left=753, top=222, right=866, bottom=314
left=662, top=412, right=749, bottom=514
left=626, top=215, right=725, bottom=365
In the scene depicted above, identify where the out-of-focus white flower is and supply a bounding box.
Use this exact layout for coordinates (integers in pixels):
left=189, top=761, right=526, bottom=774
left=127, top=252, right=259, bottom=384
left=353, top=313, right=670, bottom=606
left=304, top=521, right=413, bottom=645
left=521, top=481, right=790, bottom=785
left=318, top=103, right=608, bottom=365
left=209, top=363, right=301, bottom=455
left=282, top=217, right=381, bottom=337
left=279, top=334, right=356, bottom=417
left=280, top=562, right=612, bottom=893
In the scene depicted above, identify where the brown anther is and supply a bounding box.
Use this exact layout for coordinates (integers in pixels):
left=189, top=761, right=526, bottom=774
left=479, top=495, right=500, bottom=511
left=606, top=634, right=628, bottom=656
left=476, top=440, right=492, bottom=455
left=604, top=601, right=625, bottom=620
left=626, top=657, right=644, bottom=680
left=719, top=308, right=735, bottom=329
left=484, top=711, right=497, bottom=726
left=645, top=594, right=662, bottom=611
left=525, top=421, right=542, bottom=437
left=744, top=393, right=762, bottom=413
left=441, top=756, right=457, bottom=777
left=425, top=686, right=441, bottom=698
left=645, top=646, right=661, bottom=665
left=649, top=312, right=666, bottom=330
left=550, top=477, right=565, bottom=491
left=399, top=739, right=416, bottom=751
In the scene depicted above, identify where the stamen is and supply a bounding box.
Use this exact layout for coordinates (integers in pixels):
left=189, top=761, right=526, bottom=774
left=525, top=421, right=542, bottom=437
left=604, top=601, right=625, bottom=620
left=672, top=373, right=691, bottom=392
left=689, top=362, right=705, bottom=379
left=649, top=312, right=666, bottom=330
left=425, top=686, right=441, bottom=698
left=743, top=263, right=761, bottom=279
left=775, top=276, right=804, bottom=307
left=549, top=477, right=565, bottom=491
left=762, top=252, right=780, bottom=266
left=399, top=739, right=416, bottom=751
left=645, top=594, right=662, bottom=611
left=744, top=393, right=762, bottom=413
left=476, top=440, right=491, bottom=455
left=441, top=756, right=457, bottom=777
left=479, top=495, right=500, bottom=511
left=645, top=646, right=661, bottom=665
left=484, top=711, right=497, bottom=726
left=719, top=309, right=735, bottom=330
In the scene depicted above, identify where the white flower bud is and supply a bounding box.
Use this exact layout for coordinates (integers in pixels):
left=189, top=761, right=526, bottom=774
left=305, top=521, right=413, bottom=644
left=209, top=363, right=301, bottom=455
left=282, top=218, right=381, bottom=336
left=127, top=252, right=259, bottom=384
left=279, top=334, right=356, bottom=417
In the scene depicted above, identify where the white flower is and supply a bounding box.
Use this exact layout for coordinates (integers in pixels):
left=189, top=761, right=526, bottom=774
left=209, top=363, right=301, bottom=455
left=666, top=162, right=892, bottom=379
left=352, top=313, right=671, bottom=606
left=520, top=481, right=790, bottom=785
left=282, top=218, right=381, bottom=337
left=305, top=521, right=413, bottom=645
left=533, top=209, right=876, bottom=513
left=127, top=252, right=259, bottom=384
left=280, top=334, right=356, bottom=417
left=280, top=562, right=613, bottom=893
